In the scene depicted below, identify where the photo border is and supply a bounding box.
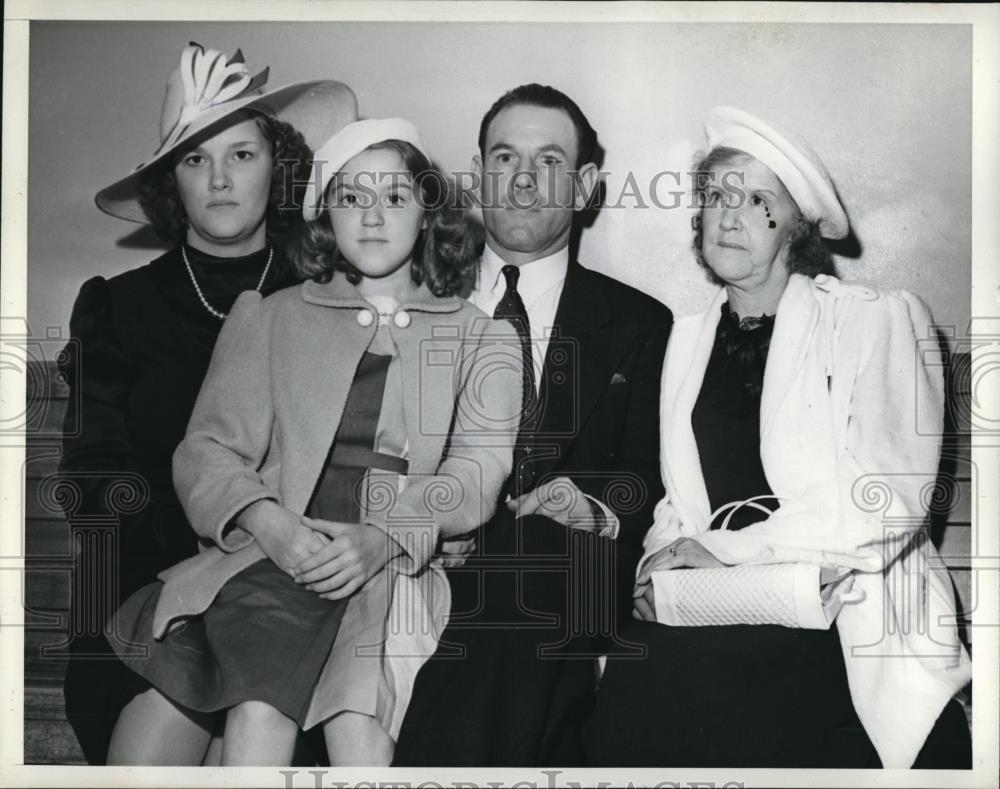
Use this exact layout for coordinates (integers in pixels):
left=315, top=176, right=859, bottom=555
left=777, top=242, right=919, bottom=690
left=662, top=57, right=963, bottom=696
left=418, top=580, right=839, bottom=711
left=2, top=2, right=997, bottom=787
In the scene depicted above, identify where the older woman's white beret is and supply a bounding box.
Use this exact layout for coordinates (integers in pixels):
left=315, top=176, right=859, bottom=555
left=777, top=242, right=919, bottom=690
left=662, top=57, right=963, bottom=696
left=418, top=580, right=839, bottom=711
left=705, top=106, right=849, bottom=240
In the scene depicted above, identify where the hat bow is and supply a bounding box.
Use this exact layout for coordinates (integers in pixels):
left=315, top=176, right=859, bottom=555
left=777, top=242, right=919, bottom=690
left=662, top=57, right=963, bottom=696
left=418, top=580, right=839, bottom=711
left=155, top=42, right=269, bottom=158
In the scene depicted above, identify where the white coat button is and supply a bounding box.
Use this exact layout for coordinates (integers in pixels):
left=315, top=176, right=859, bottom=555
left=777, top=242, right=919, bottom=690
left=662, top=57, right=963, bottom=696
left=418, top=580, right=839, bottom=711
left=393, top=310, right=411, bottom=328
left=357, top=309, right=375, bottom=327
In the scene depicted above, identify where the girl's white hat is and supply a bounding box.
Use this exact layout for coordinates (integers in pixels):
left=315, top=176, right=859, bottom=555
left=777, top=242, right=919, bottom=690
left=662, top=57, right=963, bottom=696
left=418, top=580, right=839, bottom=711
left=303, top=118, right=429, bottom=221
left=96, top=41, right=358, bottom=223
left=704, top=106, right=849, bottom=240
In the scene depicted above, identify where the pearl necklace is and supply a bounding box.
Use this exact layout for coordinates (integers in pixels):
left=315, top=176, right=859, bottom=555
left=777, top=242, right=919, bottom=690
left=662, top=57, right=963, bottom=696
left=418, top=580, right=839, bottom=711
left=182, top=244, right=273, bottom=320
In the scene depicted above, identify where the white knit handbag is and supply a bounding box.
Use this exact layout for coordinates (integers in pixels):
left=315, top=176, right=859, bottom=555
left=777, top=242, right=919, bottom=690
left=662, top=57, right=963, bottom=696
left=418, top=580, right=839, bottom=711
left=650, top=496, right=864, bottom=629
left=652, top=562, right=860, bottom=629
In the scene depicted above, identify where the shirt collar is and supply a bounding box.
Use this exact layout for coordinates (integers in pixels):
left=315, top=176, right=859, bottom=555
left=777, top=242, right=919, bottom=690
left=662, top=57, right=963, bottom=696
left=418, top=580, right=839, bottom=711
left=479, top=243, right=570, bottom=305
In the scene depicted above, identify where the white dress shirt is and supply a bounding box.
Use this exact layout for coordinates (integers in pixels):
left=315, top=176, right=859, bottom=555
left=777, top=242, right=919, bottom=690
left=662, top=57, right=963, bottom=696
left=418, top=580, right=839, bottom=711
left=469, top=242, right=619, bottom=539
left=469, top=243, right=568, bottom=391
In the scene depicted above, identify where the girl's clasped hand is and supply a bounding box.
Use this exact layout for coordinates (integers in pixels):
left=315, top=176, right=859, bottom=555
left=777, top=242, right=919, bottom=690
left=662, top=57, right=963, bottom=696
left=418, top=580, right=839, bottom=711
left=239, top=500, right=401, bottom=599
left=294, top=517, right=402, bottom=599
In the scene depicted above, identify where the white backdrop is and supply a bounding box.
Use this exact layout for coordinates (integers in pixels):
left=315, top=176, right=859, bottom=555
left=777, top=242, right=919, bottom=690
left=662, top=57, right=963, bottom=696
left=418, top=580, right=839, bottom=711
left=27, top=20, right=971, bottom=340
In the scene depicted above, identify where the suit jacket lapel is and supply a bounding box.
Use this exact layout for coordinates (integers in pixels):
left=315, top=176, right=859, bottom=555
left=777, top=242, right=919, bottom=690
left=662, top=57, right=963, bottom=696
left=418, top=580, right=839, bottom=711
left=531, top=261, right=630, bottom=480
left=663, top=290, right=725, bottom=532
left=391, top=326, right=451, bottom=477
left=281, top=302, right=374, bottom=511
left=759, top=274, right=820, bottom=449
left=663, top=276, right=820, bottom=533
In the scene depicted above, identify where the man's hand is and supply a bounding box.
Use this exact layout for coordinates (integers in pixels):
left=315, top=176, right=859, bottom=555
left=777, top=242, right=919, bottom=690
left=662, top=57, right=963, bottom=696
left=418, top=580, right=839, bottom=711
left=236, top=500, right=329, bottom=576
left=293, top=518, right=404, bottom=600
left=632, top=537, right=725, bottom=621
left=507, top=476, right=604, bottom=534
left=437, top=536, right=477, bottom=569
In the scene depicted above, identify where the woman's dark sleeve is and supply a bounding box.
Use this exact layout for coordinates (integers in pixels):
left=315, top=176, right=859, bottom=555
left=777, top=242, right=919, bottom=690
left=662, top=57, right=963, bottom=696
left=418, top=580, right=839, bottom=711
left=58, top=276, right=136, bottom=513
left=55, top=276, right=193, bottom=604
left=56, top=276, right=146, bottom=640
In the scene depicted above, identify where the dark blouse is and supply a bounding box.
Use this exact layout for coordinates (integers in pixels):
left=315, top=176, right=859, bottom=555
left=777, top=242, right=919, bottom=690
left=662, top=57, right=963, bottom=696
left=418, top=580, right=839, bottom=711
left=691, top=302, right=779, bottom=532
left=58, top=244, right=297, bottom=598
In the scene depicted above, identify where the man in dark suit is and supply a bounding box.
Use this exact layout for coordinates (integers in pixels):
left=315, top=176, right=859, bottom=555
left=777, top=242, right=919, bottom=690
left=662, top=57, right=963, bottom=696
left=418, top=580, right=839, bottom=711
left=393, top=83, right=672, bottom=766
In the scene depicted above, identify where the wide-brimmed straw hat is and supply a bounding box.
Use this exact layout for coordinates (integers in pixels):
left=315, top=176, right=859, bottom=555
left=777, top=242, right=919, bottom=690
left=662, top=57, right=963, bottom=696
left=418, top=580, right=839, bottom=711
left=96, top=41, right=358, bottom=223
left=302, top=118, right=429, bottom=222
left=704, top=106, right=849, bottom=240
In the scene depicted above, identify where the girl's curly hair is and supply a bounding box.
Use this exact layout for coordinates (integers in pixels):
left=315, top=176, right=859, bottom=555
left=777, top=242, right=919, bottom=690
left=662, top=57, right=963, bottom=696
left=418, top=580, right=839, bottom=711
left=285, top=139, right=483, bottom=297
left=137, top=112, right=312, bottom=246
left=690, top=146, right=835, bottom=283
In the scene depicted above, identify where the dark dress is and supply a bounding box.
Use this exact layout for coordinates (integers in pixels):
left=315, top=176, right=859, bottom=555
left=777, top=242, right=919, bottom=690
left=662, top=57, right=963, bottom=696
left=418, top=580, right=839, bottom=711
left=110, top=351, right=403, bottom=728
left=58, top=243, right=295, bottom=763
left=583, top=304, right=970, bottom=767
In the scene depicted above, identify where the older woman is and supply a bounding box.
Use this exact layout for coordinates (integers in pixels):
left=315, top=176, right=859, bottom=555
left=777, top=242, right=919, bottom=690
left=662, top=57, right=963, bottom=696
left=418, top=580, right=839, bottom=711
left=585, top=107, right=971, bottom=768
left=58, top=42, right=355, bottom=763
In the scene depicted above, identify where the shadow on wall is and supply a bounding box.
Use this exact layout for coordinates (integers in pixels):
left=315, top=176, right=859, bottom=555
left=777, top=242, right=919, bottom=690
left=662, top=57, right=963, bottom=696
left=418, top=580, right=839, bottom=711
left=828, top=187, right=863, bottom=261
left=114, top=224, right=170, bottom=251
left=569, top=140, right=607, bottom=263
left=828, top=229, right=863, bottom=261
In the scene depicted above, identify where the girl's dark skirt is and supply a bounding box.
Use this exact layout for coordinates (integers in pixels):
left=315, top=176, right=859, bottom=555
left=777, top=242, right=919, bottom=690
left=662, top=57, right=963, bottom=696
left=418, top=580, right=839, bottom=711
left=114, top=558, right=348, bottom=727
left=112, top=351, right=399, bottom=729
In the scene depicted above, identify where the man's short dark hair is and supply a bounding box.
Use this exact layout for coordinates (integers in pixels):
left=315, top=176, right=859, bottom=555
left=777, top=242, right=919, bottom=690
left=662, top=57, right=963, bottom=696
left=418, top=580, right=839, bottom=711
left=478, top=83, right=598, bottom=169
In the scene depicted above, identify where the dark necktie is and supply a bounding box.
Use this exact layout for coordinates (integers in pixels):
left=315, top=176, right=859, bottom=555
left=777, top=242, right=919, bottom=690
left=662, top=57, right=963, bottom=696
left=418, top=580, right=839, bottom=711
left=493, top=265, right=539, bottom=497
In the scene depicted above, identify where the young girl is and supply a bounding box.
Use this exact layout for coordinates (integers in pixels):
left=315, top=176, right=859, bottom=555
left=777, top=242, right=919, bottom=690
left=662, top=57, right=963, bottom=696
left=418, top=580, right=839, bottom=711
left=106, top=118, right=523, bottom=766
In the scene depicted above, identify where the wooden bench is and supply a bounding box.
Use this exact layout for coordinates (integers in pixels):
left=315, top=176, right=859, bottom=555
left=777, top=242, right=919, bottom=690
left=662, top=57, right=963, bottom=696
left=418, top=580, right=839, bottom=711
left=21, top=357, right=976, bottom=765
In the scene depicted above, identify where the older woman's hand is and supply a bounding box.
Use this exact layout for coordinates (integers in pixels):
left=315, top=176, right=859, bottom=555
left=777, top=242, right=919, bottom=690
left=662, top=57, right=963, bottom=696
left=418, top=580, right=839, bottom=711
left=637, top=537, right=725, bottom=581
left=633, top=581, right=657, bottom=621
left=632, top=537, right=725, bottom=621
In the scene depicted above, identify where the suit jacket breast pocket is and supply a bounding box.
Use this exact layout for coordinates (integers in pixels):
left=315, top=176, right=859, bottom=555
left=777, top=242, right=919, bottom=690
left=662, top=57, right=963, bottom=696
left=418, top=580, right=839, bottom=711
left=600, top=370, right=630, bottom=431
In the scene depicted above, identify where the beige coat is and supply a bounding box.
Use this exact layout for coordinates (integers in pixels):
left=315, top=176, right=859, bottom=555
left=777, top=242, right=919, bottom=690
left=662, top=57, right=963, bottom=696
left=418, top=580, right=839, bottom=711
left=642, top=273, right=971, bottom=767
left=154, top=275, right=521, bottom=730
